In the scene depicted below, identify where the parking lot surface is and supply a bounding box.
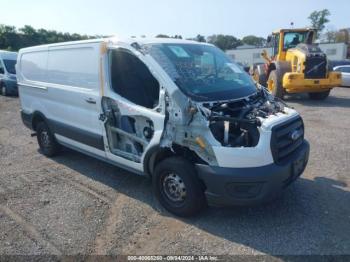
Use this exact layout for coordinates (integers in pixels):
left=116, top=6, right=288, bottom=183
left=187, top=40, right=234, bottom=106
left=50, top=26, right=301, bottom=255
left=0, top=87, right=349, bottom=256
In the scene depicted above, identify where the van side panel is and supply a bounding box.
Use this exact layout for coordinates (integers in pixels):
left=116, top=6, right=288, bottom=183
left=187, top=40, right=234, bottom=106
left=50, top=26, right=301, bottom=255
left=46, top=43, right=103, bottom=151
left=18, top=43, right=105, bottom=154
left=18, top=47, right=50, bottom=122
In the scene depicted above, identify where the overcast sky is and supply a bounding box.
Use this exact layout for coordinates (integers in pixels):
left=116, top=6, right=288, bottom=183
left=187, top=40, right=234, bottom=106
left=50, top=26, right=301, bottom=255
left=2, top=0, right=349, bottom=39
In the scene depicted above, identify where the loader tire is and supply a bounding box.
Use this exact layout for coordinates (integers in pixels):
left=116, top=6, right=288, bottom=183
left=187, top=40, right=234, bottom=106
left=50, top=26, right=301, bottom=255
left=267, top=70, right=284, bottom=98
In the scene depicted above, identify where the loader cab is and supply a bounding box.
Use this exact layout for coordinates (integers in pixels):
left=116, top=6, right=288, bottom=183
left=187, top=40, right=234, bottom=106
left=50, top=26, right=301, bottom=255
left=267, top=29, right=316, bottom=61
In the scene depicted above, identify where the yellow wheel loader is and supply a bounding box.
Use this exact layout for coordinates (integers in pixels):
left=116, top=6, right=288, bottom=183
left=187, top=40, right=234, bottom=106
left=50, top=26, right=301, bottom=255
left=253, top=28, right=342, bottom=100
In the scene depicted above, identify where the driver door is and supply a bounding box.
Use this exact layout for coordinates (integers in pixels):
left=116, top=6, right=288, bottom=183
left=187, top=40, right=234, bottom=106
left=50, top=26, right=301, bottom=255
left=101, top=47, right=165, bottom=173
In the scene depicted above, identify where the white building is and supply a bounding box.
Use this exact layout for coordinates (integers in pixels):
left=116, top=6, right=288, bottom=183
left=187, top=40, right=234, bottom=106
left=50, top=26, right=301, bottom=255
left=226, top=42, right=348, bottom=66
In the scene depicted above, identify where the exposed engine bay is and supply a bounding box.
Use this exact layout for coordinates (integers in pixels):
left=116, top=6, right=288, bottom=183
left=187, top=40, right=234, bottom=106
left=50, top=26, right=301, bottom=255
left=159, top=85, right=289, bottom=166
left=203, top=86, right=287, bottom=147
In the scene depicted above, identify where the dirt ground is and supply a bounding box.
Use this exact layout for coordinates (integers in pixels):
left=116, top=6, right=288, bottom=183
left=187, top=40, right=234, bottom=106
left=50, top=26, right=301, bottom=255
left=0, top=87, right=349, bottom=256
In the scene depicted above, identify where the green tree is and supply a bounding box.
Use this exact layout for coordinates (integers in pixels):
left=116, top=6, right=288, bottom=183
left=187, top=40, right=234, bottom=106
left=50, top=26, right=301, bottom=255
left=335, top=29, right=350, bottom=43
left=324, top=30, right=337, bottom=43
left=156, top=34, right=170, bottom=38
left=156, top=34, right=182, bottom=39
left=308, top=9, right=331, bottom=38
left=0, top=24, right=94, bottom=51
left=195, top=34, right=206, bottom=42
left=0, top=25, right=21, bottom=50
left=242, top=35, right=266, bottom=47
left=207, top=34, right=242, bottom=50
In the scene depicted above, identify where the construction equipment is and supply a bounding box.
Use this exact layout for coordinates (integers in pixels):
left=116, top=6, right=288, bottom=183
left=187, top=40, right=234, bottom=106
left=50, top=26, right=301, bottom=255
left=253, top=28, right=342, bottom=100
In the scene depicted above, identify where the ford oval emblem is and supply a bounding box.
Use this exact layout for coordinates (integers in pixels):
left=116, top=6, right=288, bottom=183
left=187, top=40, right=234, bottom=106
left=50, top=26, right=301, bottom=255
left=290, top=129, right=302, bottom=141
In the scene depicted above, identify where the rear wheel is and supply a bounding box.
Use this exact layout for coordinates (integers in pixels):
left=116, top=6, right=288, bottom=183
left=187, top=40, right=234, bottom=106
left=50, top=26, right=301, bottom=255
left=308, top=90, right=330, bottom=100
left=267, top=70, right=284, bottom=98
left=153, top=157, right=206, bottom=217
left=36, top=122, right=61, bottom=157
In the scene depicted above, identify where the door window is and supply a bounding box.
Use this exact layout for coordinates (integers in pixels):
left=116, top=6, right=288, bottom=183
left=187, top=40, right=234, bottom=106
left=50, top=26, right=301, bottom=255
left=110, top=49, right=160, bottom=109
left=272, top=34, right=280, bottom=56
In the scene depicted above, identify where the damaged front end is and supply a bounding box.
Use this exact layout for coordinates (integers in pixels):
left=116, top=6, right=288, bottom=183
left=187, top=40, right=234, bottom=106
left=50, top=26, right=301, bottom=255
left=206, top=86, right=286, bottom=148
left=160, top=85, right=288, bottom=166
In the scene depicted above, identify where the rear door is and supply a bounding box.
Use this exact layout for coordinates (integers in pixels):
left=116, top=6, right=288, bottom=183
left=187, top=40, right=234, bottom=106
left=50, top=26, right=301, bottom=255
left=101, top=47, right=165, bottom=173
left=46, top=43, right=105, bottom=156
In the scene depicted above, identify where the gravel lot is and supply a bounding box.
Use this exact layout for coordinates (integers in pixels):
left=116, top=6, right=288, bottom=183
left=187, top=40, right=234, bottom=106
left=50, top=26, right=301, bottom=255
left=0, top=87, right=349, bottom=256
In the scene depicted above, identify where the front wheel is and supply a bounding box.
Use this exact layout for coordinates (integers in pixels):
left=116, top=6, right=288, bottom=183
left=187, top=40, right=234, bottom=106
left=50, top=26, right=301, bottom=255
left=153, top=157, right=207, bottom=217
left=308, top=90, right=330, bottom=100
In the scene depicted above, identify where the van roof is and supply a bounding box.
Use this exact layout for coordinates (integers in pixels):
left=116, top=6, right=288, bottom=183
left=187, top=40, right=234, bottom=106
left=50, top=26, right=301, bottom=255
left=18, top=37, right=213, bottom=52
left=0, top=50, right=18, bottom=60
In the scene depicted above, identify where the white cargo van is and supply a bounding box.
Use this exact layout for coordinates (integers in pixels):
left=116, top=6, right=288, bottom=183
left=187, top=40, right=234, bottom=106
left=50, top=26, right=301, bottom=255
left=17, top=38, right=309, bottom=216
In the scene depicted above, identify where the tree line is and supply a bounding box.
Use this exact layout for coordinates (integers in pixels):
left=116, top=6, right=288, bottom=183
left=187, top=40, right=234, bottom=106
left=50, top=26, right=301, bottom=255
left=0, top=9, right=347, bottom=52
left=0, top=23, right=266, bottom=52
left=0, top=24, right=100, bottom=51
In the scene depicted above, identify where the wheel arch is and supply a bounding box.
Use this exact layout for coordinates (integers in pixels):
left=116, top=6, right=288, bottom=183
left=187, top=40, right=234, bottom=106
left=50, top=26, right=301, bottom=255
left=31, top=111, right=49, bottom=131
left=143, top=144, right=208, bottom=178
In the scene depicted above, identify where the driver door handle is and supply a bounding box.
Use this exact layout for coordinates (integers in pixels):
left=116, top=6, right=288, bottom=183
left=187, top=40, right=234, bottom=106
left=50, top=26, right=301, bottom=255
left=85, top=98, right=96, bottom=104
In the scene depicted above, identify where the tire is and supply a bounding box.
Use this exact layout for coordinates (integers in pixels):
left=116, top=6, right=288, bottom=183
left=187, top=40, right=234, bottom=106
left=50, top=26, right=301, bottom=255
left=36, top=122, right=61, bottom=157
left=267, top=70, right=284, bottom=98
left=153, top=157, right=206, bottom=217
left=308, top=90, right=330, bottom=100
left=1, top=84, right=7, bottom=96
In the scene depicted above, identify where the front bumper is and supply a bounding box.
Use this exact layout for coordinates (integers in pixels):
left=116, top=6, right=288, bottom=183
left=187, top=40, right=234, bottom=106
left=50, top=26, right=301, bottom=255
left=282, top=72, right=341, bottom=93
left=196, top=140, right=310, bottom=207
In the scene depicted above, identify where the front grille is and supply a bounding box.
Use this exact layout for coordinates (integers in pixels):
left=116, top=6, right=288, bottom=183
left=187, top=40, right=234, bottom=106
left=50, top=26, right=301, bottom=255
left=270, top=116, right=304, bottom=165
left=304, top=55, right=327, bottom=79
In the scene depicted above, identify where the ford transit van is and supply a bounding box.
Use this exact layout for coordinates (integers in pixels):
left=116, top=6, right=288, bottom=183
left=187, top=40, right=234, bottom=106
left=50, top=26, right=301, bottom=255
left=17, top=38, right=309, bottom=216
left=0, top=51, right=18, bottom=96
